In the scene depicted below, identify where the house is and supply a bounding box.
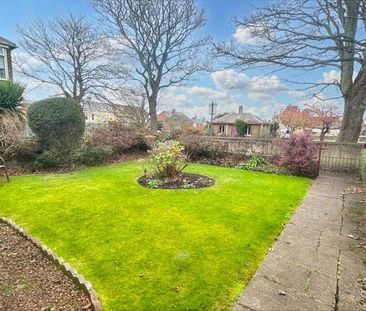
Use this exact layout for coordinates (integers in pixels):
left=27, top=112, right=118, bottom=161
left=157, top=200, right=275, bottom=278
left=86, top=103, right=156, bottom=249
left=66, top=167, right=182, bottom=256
left=83, top=101, right=118, bottom=125
left=157, top=109, right=193, bottom=130
left=212, top=105, right=272, bottom=137
left=82, top=101, right=148, bottom=127
left=0, top=36, right=17, bottom=81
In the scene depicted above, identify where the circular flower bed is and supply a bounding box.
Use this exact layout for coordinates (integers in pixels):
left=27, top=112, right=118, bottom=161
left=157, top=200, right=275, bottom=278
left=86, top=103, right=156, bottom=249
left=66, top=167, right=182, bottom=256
left=137, top=172, right=214, bottom=189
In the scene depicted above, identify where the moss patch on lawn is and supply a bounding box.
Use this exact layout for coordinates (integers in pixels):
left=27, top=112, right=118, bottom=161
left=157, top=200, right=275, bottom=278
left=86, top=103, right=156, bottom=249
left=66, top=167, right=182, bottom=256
left=0, top=161, right=311, bottom=310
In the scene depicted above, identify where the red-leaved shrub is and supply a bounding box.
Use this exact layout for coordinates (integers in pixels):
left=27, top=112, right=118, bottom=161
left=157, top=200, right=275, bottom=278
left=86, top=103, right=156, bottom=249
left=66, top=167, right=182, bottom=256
left=89, top=121, right=147, bottom=154
left=277, top=131, right=317, bottom=177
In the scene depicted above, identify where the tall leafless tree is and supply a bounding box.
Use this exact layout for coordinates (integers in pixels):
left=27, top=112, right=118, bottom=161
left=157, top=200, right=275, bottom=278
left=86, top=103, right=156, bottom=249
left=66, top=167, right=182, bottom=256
left=16, top=13, right=124, bottom=104
left=215, top=0, right=366, bottom=142
left=90, top=0, right=207, bottom=131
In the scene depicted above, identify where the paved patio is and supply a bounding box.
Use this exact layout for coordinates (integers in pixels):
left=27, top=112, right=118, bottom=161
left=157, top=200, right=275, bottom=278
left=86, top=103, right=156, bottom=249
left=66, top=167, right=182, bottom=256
left=234, top=173, right=366, bottom=311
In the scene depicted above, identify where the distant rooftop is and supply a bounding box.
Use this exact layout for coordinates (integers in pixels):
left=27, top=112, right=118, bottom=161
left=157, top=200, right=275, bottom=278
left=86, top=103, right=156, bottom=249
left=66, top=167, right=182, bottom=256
left=213, top=112, right=270, bottom=125
left=158, top=110, right=192, bottom=123
left=0, top=36, right=17, bottom=49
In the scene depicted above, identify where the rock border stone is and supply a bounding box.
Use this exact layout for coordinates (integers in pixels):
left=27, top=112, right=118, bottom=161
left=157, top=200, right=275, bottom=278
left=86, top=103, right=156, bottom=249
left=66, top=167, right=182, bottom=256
left=0, top=217, right=102, bottom=311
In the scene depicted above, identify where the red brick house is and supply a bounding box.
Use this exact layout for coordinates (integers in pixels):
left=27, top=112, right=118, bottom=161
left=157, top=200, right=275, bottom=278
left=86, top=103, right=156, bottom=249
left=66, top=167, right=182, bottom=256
left=0, top=36, right=17, bottom=81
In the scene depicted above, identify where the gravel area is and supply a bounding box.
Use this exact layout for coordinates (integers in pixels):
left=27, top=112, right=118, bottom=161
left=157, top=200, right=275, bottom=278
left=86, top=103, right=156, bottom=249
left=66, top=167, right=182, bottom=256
left=0, top=222, right=91, bottom=311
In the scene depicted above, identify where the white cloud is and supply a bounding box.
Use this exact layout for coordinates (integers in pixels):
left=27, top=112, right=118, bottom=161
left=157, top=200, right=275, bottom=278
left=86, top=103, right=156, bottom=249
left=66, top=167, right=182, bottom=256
left=185, top=86, right=233, bottom=101
left=210, top=69, right=249, bottom=90
left=288, top=90, right=306, bottom=99
left=247, top=75, right=286, bottom=101
left=248, top=92, right=272, bottom=101
left=250, top=75, right=285, bottom=92
left=233, top=26, right=258, bottom=45
left=323, top=70, right=340, bottom=84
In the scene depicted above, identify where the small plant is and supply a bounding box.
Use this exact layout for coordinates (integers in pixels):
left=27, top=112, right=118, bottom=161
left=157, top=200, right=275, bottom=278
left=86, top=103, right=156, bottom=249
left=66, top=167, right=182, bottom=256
left=144, top=140, right=187, bottom=178
left=239, top=154, right=269, bottom=169
left=147, top=179, right=163, bottom=189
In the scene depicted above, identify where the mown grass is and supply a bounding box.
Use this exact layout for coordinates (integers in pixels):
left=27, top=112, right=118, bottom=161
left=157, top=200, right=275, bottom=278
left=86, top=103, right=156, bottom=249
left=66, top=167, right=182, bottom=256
left=0, top=161, right=311, bottom=310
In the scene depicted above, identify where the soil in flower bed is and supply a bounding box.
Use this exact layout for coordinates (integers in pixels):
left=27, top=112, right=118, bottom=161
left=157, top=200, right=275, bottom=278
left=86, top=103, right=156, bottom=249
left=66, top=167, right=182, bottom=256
left=137, top=172, right=215, bottom=189
left=0, top=222, right=91, bottom=311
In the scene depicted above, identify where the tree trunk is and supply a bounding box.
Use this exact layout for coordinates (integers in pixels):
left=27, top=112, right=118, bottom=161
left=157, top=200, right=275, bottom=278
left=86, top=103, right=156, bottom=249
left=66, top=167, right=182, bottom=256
left=148, top=94, right=158, bottom=132
left=337, top=93, right=365, bottom=143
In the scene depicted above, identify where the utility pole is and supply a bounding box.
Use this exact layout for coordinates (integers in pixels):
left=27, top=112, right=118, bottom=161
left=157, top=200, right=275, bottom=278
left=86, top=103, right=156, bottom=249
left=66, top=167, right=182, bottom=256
left=209, top=102, right=217, bottom=136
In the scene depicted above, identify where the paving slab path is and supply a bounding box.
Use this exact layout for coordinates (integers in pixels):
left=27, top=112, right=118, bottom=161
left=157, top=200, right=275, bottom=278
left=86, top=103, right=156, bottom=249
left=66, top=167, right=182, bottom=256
left=234, top=173, right=366, bottom=311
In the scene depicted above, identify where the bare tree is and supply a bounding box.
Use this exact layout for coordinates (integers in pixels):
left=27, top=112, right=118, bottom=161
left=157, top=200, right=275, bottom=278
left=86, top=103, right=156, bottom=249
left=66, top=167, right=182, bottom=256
left=90, top=0, right=207, bottom=131
left=16, top=13, right=123, bottom=104
left=215, top=0, right=366, bottom=142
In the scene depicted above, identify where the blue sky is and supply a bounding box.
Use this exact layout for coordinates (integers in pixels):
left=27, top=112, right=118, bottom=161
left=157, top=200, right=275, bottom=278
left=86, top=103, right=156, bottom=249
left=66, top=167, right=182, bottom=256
left=0, top=0, right=341, bottom=120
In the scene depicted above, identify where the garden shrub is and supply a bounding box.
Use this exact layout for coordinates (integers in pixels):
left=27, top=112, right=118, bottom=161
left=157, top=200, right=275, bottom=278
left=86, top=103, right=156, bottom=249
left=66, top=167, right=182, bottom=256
left=144, top=140, right=187, bottom=178
left=360, top=150, right=366, bottom=182
left=27, top=97, right=85, bottom=167
left=277, top=131, right=317, bottom=177
left=89, top=121, right=147, bottom=154
left=0, top=111, right=25, bottom=159
left=178, top=135, right=226, bottom=160
left=79, top=145, right=113, bottom=165
left=32, top=149, right=60, bottom=169
left=13, top=138, right=41, bottom=166
left=0, top=80, right=25, bottom=112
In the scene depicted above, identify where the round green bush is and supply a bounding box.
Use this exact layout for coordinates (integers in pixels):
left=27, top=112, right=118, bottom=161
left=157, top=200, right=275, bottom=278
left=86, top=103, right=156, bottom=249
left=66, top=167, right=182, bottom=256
left=27, top=97, right=85, bottom=167
left=27, top=97, right=85, bottom=149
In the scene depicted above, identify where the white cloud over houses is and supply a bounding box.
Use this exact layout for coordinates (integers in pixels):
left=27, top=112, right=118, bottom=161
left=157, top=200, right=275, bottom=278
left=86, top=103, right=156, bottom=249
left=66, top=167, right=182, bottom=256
left=210, top=69, right=249, bottom=90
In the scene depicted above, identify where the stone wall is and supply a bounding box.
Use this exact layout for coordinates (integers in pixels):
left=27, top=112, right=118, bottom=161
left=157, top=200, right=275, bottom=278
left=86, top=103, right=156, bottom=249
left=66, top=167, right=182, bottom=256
left=193, top=136, right=362, bottom=172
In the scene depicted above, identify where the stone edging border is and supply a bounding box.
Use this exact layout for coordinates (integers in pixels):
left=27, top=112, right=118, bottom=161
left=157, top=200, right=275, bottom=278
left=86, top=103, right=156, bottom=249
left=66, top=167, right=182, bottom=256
left=0, top=217, right=102, bottom=311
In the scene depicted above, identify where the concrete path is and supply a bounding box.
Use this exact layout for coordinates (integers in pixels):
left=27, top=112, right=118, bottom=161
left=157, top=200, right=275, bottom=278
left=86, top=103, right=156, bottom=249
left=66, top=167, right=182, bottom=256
left=234, top=173, right=366, bottom=311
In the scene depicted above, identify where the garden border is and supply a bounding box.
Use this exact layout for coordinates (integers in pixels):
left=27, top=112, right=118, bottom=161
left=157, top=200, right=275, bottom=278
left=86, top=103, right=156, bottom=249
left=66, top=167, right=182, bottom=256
left=0, top=217, right=102, bottom=311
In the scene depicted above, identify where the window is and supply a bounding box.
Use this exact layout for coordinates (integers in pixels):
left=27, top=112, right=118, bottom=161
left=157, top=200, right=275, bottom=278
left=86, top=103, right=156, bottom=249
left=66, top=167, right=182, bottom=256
left=219, top=125, right=225, bottom=134
left=91, top=114, right=95, bottom=120
left=0, top=48, right=6, bottom=80
left=246, top=125, right=251, bottom=135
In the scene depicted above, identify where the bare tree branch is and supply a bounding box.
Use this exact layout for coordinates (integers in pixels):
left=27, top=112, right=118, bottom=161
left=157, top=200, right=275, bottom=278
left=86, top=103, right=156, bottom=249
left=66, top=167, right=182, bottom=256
left=90, top=0, right=208, bottom=131
left=16, top=12, right=127, bottom=104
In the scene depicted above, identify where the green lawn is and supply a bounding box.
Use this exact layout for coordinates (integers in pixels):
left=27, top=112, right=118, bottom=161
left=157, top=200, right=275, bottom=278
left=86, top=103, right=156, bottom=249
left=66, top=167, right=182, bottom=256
left=0, top=161, right=311, bottom=310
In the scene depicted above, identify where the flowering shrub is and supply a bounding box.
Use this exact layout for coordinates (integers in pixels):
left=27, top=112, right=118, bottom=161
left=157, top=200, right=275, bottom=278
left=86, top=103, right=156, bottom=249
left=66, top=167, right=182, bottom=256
left=277, top=132, right=317, bottom=176
left=144, top=140, right=187, bottom=178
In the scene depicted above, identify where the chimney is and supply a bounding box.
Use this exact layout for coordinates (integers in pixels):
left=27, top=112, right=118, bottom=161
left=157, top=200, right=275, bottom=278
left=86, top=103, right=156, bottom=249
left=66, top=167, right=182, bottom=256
left=239, top=105, right=243, bottom=114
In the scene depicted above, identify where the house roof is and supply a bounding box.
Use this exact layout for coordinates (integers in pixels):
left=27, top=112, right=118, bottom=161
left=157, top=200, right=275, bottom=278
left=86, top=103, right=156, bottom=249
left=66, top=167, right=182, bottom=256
left=0, top=36, right=17, bottom=49
left=213, top=112, right=270, bottom=125
left=158, top=110, right=193, bottom=123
